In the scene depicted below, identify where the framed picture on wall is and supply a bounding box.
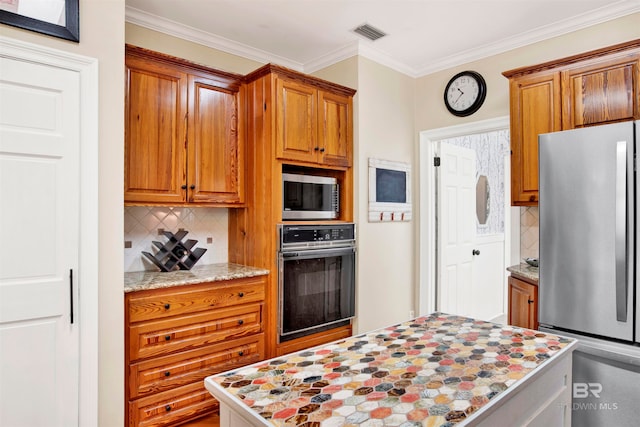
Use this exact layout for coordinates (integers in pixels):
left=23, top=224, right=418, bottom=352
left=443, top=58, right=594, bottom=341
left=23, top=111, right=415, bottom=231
left=0, top=0, right=79, bottom=42
left=368, top=158, right=412, bottom=222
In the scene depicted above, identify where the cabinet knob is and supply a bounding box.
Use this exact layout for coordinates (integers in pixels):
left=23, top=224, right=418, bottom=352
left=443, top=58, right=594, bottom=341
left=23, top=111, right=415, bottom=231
left=164, top=303, right=170, bottom=310
left=190, top=184, right=195, bottom=190
left=237, top=319, right=244, bottom=325
left=181, top=185, right=187, bottom=190
left=164, top=371, right=171, bottom=377
left=528, top=299, right=535, bottom=304
left=314, top=147, right=320, bottom=151
left=238, top=351, right=244, bottom=356
left=238, top=292, right=244, bottom=298
left=165, top=405, right=172, bottom=412
left=529, top=195, right=537, bottom=202
left=319, top=148, right=325, bottom=153
left=164, top=335, right=171, bottom=341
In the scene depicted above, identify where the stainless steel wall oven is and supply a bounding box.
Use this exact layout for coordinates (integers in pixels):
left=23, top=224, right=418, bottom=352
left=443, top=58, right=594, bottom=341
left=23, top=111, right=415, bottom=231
left=277, top=223, right=356, bottom=342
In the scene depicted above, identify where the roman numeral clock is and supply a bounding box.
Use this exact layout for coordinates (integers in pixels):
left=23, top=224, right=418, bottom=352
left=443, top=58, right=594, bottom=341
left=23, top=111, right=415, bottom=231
left=444, top=70, right=487, bottom=117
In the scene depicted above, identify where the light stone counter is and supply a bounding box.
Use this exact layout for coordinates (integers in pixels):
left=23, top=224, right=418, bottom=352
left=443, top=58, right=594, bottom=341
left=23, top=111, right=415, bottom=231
left=124, top=263, right=270, bottom=293
left=506, top=263, right=539, bottom=284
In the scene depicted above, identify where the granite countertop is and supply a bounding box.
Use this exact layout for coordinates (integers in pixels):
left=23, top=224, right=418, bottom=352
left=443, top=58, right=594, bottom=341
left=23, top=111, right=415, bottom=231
left=506, top=263, right=539, bottom=284
left=124, top=262, right=270, bottom=293
left=205, top=313, right=575, bottom=426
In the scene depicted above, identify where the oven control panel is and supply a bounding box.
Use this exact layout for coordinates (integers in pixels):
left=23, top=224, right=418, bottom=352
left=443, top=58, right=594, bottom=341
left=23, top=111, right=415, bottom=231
left=279, top=223, right=356, bottom=248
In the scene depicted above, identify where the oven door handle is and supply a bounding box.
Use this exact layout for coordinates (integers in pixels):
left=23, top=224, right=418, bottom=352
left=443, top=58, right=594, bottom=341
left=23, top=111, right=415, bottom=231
left=279, top=246, right=355, bottom=260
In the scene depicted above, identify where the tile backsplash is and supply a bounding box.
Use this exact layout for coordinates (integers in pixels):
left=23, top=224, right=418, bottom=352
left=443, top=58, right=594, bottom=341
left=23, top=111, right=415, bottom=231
left=124, top=206, right=228, bottom=272
left=520, top=206, right=539, bottom=259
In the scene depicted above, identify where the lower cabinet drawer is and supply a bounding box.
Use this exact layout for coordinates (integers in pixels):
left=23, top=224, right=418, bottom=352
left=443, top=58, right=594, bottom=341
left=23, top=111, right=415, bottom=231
left=129, top=303, right=263, bottom=361
left=130, top=334, right=264, bottom=399
left=128, top=381, right=218, bottom=427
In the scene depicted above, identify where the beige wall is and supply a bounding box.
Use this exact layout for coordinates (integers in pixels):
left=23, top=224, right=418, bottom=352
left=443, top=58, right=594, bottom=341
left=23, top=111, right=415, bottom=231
left=0, top=1, right=125, bottom=426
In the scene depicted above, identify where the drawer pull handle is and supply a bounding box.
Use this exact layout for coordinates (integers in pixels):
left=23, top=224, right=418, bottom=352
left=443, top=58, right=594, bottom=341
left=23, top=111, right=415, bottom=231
left=164, top=303, right=170, bottom=310
left=164, top=335, right=171, bottom=341
left=238, top=292, right=244, bottom=297
left=238, top=351, right=244, bottom=356
left=164, top=371, right=171, bottom=377
left=165, top=405, right=172, bottom=412
left=237, top=319, right=244, bottom=325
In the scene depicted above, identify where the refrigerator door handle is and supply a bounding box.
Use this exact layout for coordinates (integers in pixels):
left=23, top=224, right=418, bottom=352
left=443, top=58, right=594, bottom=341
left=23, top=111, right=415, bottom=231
left=615, top=140, right=628, bottom=322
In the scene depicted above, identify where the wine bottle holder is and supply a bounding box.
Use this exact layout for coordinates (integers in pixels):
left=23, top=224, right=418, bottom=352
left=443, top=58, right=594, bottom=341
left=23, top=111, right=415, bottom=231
left=142, top=230, right=207, bottom=272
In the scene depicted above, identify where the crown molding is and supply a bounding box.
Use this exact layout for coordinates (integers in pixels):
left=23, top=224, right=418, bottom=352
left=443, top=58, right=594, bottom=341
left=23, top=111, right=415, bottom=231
left=415, top=0, right=640, bottom=76
left=125, top=6, right=304, bottom=71
left=126, top=2, right=640, bottom=79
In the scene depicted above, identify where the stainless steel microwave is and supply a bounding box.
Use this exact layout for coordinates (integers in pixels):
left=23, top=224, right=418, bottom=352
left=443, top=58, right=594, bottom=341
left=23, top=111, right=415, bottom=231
left=282, top=173, right=339, bottom=220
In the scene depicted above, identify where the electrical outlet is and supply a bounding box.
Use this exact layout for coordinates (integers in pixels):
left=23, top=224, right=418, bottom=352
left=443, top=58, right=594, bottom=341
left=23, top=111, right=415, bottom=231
left=124, top=240, right=132, bottom=249
left=207, top=237, right=213, bottom=244
left=157, top=228, right=165, bottom=235
left=409, top=310, right=415, bottom=319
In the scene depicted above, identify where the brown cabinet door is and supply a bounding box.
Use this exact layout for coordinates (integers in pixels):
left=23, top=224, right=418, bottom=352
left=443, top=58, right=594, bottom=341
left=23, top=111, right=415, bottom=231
left=562, top=54, right=640, bottom=128
left=318, top=90, right=352, bottom=167
left=276, top=78, right=318, bottom=163
left=509, top=71, right=561, bottom=206
left=508, top=276, right=538, bottom=330
left=125, top=57, right=188, bottom=204
left=188, top=75, right=244, bottom=204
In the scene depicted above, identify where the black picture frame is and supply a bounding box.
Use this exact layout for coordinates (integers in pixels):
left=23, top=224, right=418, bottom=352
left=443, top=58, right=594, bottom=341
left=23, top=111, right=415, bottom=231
left=0, top=0, right=79, bottom=42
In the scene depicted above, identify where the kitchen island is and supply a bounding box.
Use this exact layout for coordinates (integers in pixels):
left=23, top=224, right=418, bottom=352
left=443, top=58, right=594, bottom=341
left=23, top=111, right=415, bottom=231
left=205, top=313, right=576, bottom=426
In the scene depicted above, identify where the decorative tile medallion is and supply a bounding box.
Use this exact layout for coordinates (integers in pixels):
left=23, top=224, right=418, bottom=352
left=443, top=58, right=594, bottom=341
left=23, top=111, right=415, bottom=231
left=210, top=313, right=574, bottom=426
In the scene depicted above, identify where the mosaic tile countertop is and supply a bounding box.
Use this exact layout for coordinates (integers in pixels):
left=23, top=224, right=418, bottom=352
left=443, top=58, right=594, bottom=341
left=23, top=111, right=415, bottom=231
left=506, top=263, right=539, bottom=284
left=124, top=263, right=269, bottom=293
left=205, top=313, right=575, bottom=427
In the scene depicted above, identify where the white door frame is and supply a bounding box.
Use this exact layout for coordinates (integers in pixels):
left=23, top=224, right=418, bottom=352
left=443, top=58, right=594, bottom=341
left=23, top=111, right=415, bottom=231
left=0, top=36, right=99, bottom=426
left=418, top=116, right=510, bottom=315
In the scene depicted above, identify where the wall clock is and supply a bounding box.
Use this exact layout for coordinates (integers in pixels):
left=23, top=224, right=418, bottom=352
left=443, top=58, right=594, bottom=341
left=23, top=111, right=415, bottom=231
left=444, top=71, right=487, bottom=117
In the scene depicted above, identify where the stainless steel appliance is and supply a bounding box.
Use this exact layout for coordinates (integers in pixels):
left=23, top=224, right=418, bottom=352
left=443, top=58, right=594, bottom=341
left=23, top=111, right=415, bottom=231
left=277, top=223, right=355, bottom=342
left=282, top=173, right=339, bottom=220
left=539, top=121, right=640, bottom=426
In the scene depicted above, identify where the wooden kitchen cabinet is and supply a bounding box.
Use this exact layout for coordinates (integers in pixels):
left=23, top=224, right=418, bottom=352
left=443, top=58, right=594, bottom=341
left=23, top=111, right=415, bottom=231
left=508, top=275, right=538, bottom=330
left=125, top=45, right=245, bottom=206
left=231, top=64, right=356, bottom=359
left=507, top=71, right=562, bottom=205
left=503, top=39, right=640, bottom=206
left=275, top=73, right=353, bottom=167
left=562, top=54, right=639, bottom=129
left=125, top=276, right=266, bottom=427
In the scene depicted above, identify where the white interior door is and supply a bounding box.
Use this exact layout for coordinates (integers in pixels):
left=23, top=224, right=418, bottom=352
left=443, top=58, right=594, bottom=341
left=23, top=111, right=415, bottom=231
left=437, top=143, right=476, bottom=316
left=0, top=55, right=80, bottom=427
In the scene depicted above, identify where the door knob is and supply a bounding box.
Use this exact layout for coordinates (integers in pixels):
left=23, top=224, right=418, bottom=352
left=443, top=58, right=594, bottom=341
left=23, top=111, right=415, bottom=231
left=472, top=249, right=480, bottom=256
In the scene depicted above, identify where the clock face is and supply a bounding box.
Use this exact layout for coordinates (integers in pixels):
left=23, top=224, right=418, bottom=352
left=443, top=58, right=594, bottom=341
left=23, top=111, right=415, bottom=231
left=444, top=71, right=486, bottom=117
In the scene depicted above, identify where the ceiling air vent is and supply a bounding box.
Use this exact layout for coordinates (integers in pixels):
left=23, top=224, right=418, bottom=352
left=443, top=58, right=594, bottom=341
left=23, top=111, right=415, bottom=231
left=353, top=23, right=387, bottom=41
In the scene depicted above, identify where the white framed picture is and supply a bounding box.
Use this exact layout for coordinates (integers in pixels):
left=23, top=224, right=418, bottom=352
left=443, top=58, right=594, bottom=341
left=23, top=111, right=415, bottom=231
left=368, top=158, right=412, bottom=222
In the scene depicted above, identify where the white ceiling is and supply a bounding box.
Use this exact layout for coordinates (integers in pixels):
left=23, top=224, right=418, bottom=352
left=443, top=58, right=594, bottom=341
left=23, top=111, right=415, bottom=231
left=125, top=0, right=640, bottom=77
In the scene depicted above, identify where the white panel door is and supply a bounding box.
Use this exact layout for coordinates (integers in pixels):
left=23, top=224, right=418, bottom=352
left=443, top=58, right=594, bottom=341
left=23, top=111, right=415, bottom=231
left=438, top=143, right=476, bottom=317
left=0, top=55, right=80, bottom=427
left=471, top=235, right=506, bottom=322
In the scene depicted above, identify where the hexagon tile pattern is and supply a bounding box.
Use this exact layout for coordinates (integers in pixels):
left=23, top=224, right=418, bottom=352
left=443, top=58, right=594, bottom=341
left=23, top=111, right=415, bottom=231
left=210, top=313, right=574, bottom=426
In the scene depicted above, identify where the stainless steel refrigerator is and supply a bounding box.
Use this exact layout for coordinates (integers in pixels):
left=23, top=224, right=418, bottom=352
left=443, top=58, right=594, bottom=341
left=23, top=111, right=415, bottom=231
left=539, top=120, right=640, bottom=427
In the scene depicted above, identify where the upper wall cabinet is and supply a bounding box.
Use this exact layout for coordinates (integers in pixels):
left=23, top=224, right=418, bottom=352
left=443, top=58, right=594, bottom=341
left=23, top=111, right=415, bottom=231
left=503, top=39, right=640, bottom=206
left=125, top=45, right=245, bottom=206
left=272, top=70, right=354, bottom=167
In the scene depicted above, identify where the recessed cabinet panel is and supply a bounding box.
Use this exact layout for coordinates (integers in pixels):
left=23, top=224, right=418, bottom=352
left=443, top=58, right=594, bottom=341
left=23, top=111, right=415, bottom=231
left=563, top=57, right=638, bottom=128
left=125, top=60, right=188, bottom=203
left=276, top=78, right=317, bottom=162
left=509, top=72, right=561, bottom=206
left=189, top=77, right=243, bottom=204
left=319, top=91, right=352, bottom=167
